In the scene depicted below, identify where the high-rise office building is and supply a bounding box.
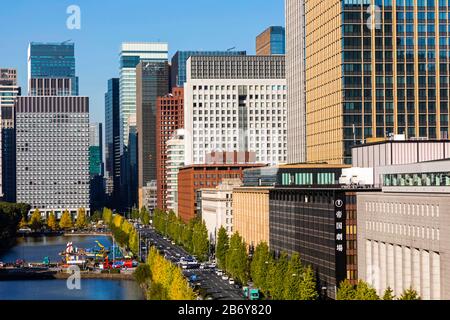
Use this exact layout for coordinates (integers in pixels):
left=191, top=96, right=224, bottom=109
left=89, top=123, right=105, bottom=211
left=166, top=129, right=185, bottom=214
left=0, top=68, right=20, bottom=202
left=15, top=96, right=90, bottom=217
left=119, top=43, right=168, bottom=150
left=105, top=78, right=121, bottom=200
left=136, top=60, right=170, bottom=209
left=28, top=42, right=78, bottom=95
left=156, top=88, right=184, bottom=210
left=285, top=0, right=306, bottom=164
left=170, top=51, right=247, bottom=88
left=184, top=55, right=287, bottom=166
left=256, top=26, right=286, bottom=55
left=303, top=0, right=450, bottom=165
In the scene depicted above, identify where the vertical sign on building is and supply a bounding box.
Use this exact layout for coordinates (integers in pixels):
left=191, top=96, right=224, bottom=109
left=334, top=192, right=346, bottom=284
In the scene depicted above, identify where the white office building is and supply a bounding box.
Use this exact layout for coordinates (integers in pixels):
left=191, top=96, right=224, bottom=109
left=184, top=55, right=287, bottom=166
left=166, top=129, right=185, bottom=214
left=15, top=96, right=90, bottom=217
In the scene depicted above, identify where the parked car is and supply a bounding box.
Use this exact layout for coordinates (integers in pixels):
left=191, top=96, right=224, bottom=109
left=216, top=270, right=223, bottom=276
left=222, top=275, right=229, bottom=281
left=229, top=278, right=235, bottom=285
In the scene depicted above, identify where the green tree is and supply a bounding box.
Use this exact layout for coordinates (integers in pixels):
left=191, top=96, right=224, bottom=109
left=383, top=287, right=395, bottom=300
left=283, top=253, right=304, bottom=300
left=75, top=208, right=88, bottom=229
left=216, top=227, right=229, bottom=270
left=354, top=280, right=379, bottom=300
left=140, top=206, right=150, bottom=225
left=131, top=208, right=140, bottom=220
left=102, top=208, right=113, bottom=225
left=129, top=229, right=139, bottom=256
left=29, top=209, right=42, bottom=231
left=134, top=264, right=151, bottom=285
left=267, top=252, right=289, bottom=299
left=299, top=265, right=319, bottom=300
left=59, top=210, right=73, bottom=230
left=90, top=210, right=102, bottom=223
left=18, top=216, right=29, bottom=229
left=47, top=212, right=58, bottom=231
left=250, top=242, right=271, bottom=295
left=399, top=288, right=421, bottom=300
left=192, top=220, right=209, bottom=261
left=336, top=279, right=356, bottom=300
left=226, top=232, right=250, bottom=285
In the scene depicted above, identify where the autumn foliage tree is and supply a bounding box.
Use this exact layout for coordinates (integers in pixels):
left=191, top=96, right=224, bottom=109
left=59, top=210, right=73, bottom=230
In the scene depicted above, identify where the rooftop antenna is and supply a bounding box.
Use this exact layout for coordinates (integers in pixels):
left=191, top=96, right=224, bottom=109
left=227, top=47, right=236, bottom=52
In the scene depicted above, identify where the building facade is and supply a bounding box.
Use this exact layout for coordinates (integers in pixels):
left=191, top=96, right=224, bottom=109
left=156, top=87, right=184, bottom=210
left=166, top=129, right=185, bottom=214
left=358, top=159, right=450, bottom=300
left=142, top=180, right=158, bottom=212
left=0, top=68, right=20, bottom=202
left=232, top=187, right=272, bottom=248
left=105, top=78, right=121, bottom=199
left=89, top=123, right=105, bottom=211
left=119, top=42, right=168, bottom=150
left=136, top=60, right=170, bottom=209
left=200, top=179, right=242, bottom=244
left=184, top=55, right=287, bottom=166
left=29, top=78, right=73, bottom=96
left=170, top=51, right=247, bottom=88
left=15, top=96, right=90, bottom=217
left=304, top=0, right=450, bottom=164
left=28, top=42, right=78, bottom=95
left=286, top=0, right=306, bottom=164
left=177, top=164, right=263, bottom=223
left=256, top=26, right=286, bottom=56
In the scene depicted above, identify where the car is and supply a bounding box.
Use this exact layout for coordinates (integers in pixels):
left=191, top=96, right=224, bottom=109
left=222, top=275, right=229, bottom=281
left=171, top=241, right=176, bottom=245
left=208, top=263, right=217, bottom=269
left=229, top=278, right=235, bottom=285
left=176, top=253, right=181, bottom=257
left=199, top=263, right=206, bottom=269
left=216, top=270, right=223, bottom=276
left=166, top=247, right=171, bottom=250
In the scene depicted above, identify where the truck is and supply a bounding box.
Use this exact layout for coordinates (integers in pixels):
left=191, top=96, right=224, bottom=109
left=243, top=286, right=260, bottom=301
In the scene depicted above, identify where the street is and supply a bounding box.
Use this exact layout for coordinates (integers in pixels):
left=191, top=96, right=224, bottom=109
left=137, top=225, right=245, bottom=300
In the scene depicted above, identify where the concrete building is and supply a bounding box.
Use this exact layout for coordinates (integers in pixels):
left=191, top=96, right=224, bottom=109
left=166, top=129, right=185, bottom=214
left=184, top=55, right=287, bottom=166
left=358, top=159, right=450, bottom=300
left=0, top=68, right=20, bottom=202
left=170, top=51, right=246, bottom=88
left=119, top=42, right=168, bottom=149
left=29, top=78, right=73, bottom=96
left=142, top=180, right=158, bottom=213
left=105, top=78, right=121, bottom=200
left=156, top=87, right=184, bottom=210
left=232, top=186, right=272, bottom=248
left=177, top=164, right=264, bottom=223
left=15, top=96, right=90, bottom=217
left=303, top=1, right=450, bottom=164
left=200, top=179, right=242, bottom=244
left=28, top=42, right=78, bottom=95
left=256, top=26, right=286, bottom=56
left=136, top=60, right=170, bottom=209
left=285, top=0, right=306, bottom=164
left=352, top=139, right=450, bottom=185
left=89, top=123, right=105, bottom=211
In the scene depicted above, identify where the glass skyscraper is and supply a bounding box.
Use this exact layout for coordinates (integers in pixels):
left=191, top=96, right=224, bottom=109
left=28, top=42, right=78, bottom=95
left=170, top=50, right=247, bottom=88
left=303, top=0, right=450, bottom=165
left=256, top=26, right=286, bottom=56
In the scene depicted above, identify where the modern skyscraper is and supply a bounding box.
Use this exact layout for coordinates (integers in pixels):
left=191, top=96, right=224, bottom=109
left=119, top=43, right=168, bottom=150
left=170, top=51, right=247, bottom=88
left=285, top=0, right=306, bottom=164
left=105, top=78, right=121, bottom=200
left=256, top=26, right=286, bottom=55
left=303, top=0, right=450, bottom=165
left=136, top=60, right=170, bottom=209
left=15, top=96, right=90, bottom=217
left=89, top=123, right=105, bottom=211
left=156, top=87, right=184, bottom=210
left=28, top=42, right=78, bottom=95
left=0, top=68, right=20, bottom=202
left=184, top=55, right=287, bottom=166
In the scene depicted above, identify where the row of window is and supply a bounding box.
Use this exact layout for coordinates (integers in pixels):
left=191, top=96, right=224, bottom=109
left=366, top=221, right=440, bottom=241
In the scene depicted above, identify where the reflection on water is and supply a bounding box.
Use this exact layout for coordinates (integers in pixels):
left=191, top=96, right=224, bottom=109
left=0, top=236, right=144, bottom=300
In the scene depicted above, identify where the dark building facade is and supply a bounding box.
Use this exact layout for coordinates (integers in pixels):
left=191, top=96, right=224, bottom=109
left=105, top=78, right=121, bottom=207
left=136, top=60, right=170, bottom=209
left=156, top=87, right=184, bottom=210
left=256, top=26, right=286, bottom=56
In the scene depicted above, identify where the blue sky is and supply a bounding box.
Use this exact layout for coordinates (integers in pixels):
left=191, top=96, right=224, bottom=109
left=0, top=0, right=285, bottom=124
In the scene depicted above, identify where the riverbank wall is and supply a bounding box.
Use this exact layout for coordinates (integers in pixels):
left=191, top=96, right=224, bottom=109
left=0, top=269, right=134, bottom=281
